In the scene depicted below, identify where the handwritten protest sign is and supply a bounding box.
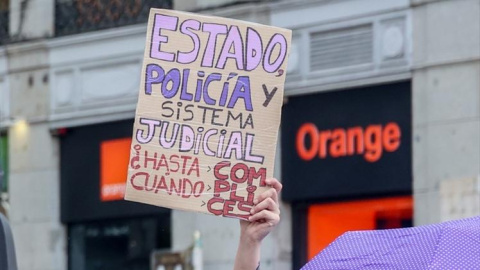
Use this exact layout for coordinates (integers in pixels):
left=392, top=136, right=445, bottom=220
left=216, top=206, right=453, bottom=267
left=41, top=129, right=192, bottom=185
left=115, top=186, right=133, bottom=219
left=124, top=8, right=291, bottom=219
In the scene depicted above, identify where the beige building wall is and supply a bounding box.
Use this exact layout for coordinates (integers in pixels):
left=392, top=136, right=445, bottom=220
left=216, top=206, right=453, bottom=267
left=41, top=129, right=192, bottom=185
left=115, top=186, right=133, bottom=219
left=7, top=43, right=67, bottom=270
left=6, top=1, right=66, bottom=269
left=412, top=0, right=480, bottom=225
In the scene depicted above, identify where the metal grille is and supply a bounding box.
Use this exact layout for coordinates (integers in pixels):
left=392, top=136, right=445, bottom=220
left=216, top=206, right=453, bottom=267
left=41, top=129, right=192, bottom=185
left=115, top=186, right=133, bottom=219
left=310, top=24, right=373, bottom=72
left=0, top=0, right=8, bottom=45
left=55, top=0, right=173, bottom=37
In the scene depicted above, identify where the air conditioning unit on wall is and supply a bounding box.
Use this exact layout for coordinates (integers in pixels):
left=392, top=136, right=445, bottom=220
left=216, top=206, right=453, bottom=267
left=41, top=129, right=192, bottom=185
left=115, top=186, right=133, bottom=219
left=285, top=10, right=411, bottom=95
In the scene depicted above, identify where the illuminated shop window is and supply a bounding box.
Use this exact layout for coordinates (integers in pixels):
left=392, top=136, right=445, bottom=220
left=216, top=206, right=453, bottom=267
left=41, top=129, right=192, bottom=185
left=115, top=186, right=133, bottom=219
left=307, top=196, right=413, bottom=260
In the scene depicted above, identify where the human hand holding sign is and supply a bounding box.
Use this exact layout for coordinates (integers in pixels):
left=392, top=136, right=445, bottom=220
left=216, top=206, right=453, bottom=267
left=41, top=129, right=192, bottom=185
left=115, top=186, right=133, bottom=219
left=234, top=178, right=282, bottom=270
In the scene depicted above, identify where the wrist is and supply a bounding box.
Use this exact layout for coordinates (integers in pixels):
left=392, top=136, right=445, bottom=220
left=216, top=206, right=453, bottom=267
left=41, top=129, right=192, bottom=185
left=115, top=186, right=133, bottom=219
left=235, top=232, right=261, bottom=270
left=239, top=231, right=261, bottom=249
left=235, top=223, right=261, bottom=270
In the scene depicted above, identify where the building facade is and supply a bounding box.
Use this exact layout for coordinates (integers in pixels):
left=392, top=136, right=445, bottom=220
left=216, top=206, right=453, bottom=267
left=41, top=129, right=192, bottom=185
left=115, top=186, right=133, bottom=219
left=0, top=0, right=479, bottom=269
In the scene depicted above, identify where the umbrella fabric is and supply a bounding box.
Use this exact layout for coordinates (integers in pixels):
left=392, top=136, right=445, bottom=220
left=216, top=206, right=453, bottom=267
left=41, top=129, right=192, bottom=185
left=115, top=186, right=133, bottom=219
left=302, top=215, right=480, bottom=270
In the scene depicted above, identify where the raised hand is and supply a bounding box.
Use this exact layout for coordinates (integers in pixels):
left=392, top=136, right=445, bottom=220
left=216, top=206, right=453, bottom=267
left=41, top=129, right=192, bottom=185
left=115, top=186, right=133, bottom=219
left=234, top=178, right=282, bottom=270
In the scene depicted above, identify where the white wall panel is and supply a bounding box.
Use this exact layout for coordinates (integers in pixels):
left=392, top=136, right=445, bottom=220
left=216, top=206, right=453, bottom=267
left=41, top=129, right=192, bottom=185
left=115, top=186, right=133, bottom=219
left=80, top=62, right=139, bottom=103
left=48, top=27, right=145, bottom=127
left=53, top=70, right=75, bottom=108
left=413, top=0, right=480, bottom=67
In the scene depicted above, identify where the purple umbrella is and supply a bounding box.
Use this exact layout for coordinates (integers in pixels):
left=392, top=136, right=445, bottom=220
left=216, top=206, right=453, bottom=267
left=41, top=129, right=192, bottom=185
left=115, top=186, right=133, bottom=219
left=302, top=215, right=480, bottom=269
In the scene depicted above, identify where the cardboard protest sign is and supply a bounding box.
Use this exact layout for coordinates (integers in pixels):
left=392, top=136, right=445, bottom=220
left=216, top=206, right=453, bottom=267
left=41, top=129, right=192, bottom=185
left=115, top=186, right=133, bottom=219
left=124, top=8, right=291, bottom=220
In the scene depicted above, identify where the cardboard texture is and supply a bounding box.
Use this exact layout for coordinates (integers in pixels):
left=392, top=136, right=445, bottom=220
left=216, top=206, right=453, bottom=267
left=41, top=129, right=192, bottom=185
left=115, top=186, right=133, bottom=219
left=124, top=8, right=291, bottom=220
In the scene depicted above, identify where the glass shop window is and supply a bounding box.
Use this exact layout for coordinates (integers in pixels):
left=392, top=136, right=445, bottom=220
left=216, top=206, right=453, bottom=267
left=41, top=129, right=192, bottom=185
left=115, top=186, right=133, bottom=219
left=69, top=215, right=171, bottom=270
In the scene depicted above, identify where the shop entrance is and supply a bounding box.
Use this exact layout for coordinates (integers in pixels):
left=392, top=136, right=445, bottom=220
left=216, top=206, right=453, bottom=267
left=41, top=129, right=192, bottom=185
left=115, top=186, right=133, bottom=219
left=60, top=120, right=172, bottom=270
left=281, top=81, right=412, bottom=269
left=69, top=216, right=170, bottom=270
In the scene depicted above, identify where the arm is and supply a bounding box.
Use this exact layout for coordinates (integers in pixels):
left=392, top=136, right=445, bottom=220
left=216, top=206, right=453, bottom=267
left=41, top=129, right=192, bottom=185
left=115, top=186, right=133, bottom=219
left=234, top=178, right=282, bottom=270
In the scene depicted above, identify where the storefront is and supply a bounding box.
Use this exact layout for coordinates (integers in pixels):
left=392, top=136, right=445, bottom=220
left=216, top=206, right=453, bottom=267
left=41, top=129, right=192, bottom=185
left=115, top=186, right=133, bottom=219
left=60, top=119, right=171, bottom=270
left=281, top=81, right=412, bottom=269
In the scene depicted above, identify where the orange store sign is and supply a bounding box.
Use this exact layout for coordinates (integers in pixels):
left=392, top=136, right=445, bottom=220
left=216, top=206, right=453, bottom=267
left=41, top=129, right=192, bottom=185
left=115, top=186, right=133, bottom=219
left=100, top=138, right=131, bottom=201
left=295, top=122, right=401, bottom=163
left=281, top=82, right=411, bottom=202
